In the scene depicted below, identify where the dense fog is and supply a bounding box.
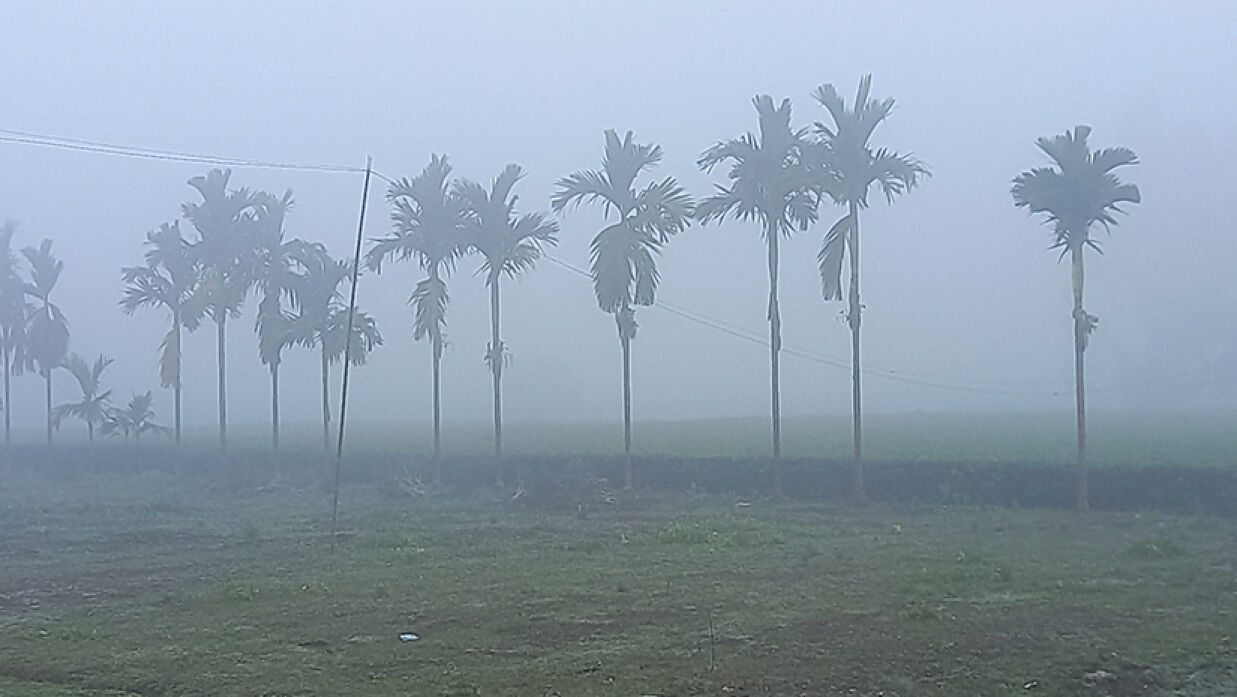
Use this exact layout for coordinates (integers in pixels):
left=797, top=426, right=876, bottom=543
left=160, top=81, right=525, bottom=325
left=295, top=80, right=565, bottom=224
left=1, top=1, right=1233, bottom=437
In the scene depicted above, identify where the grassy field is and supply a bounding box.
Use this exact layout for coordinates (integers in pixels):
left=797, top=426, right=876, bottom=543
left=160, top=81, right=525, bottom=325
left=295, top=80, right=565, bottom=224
left=1, top=466, right=1235, bottom=696
left=46, top=409, right=1234, bottom=469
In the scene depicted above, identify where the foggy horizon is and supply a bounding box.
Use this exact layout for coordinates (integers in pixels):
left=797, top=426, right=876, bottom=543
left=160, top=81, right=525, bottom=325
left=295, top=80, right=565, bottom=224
left=2, top=1, right=1234, bottom=437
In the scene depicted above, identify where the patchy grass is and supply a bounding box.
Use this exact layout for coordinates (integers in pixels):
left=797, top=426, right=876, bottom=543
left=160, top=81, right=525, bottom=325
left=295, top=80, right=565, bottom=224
left=1, top=468, right=1235, bottom=696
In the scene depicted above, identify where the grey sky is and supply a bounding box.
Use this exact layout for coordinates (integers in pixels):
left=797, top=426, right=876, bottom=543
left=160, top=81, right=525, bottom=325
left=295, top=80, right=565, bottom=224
left=1, top=1, right=1233, bottom=436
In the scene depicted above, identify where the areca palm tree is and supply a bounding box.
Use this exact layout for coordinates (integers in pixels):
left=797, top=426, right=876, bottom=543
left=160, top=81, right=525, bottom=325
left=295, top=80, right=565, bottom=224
left=22, top=239, right=69, bottom=445
left=0, top=220, right=31, bottom=445
left=456, top=164, right=558, bottom=485
left=367, top=154, right=466, bottom=472
left=52, top=353, right=112, bottom=442
left=101, top=391, right=170, bottom=444
left=286, top=250, right=383, bottom=452
left=1012, top=125, right=1140, bottom=512
left=813, top=75, right=928, bottom=502
left=181, top=169, right=261, bottom=450
left=697, top=95, right=820, bottom=485
left=252, top=189, right=315, bottom=456
left=120, top=221, right=198, bottom=446
left=552, top=130, right=693, bottom=489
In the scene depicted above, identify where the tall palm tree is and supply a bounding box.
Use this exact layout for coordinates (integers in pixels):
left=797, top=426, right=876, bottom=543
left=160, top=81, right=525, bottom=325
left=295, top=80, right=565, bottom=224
left=181, top=169, right=260, bottom=450
left=813, top=75, right=928, bottom=502
left=286, top=250, right=383, bottom=452
left=252, top=189, right=314, bottom=456
left=101, top=391, right=170, bottom=444
left=1012, top=125, right=1140, bottom=512
left=456, top=164, right=559, bottom=486
left=22, top=239, right=69, bottom=445
left=367, top=154, right=466, bottom=473
left=697, top=95, right=821, bottom=487
left=552, top=130, right=693, bottom=489
left=52, top=353, right=112, bottom=442
left=120, top=221, right=199, bottom=446
left=0, top=220, right=31, bottom=445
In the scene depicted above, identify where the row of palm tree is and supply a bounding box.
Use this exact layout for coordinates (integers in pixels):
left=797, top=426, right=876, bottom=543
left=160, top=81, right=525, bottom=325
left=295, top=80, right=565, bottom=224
left=2, top=76, right=1139, bottom=512
left=0, top=228, right=172, bottom=445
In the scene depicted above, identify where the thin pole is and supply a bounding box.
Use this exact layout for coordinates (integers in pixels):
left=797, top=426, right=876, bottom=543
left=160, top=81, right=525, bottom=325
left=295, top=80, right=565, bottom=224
left=331, top=156, right=372, bottom=539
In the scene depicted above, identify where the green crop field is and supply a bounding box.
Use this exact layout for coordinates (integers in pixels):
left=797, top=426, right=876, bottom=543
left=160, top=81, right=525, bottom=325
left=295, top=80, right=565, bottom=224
left=1, top=460, right=1235, bottom=696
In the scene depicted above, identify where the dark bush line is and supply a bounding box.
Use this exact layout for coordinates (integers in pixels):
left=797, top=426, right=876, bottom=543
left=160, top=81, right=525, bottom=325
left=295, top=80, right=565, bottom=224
left=6, top=446, right=1236, bottom=517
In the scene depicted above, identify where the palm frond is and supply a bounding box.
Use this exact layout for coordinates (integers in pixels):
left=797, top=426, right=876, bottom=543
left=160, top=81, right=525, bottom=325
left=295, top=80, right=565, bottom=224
left=818, top=214, right=852, bottom=301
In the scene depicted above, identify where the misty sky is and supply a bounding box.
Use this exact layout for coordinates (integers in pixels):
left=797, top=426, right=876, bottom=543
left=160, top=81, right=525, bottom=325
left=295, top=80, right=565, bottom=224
left=1, top=1, right=1234, bottom=437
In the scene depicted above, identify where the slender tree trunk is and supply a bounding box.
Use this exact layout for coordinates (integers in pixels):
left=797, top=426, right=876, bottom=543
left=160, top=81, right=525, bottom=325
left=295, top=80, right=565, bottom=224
left=1071, top=247, right=1089, bottom=512
left=271, top=361, right=280, bottom=455
left=766, top=220, right=782, bottom=495
left=216, top=314, right=227, bottom=451
left=172, top=314, right=182, bottom=447
left=4, top=346, right=11, bottom=446
left=44, top=370, right=52, bottom=445
left=489, top=277, right=504, bottom=487
left=619, top=314, right=633, bottom=490
left=321, top=347, right=331, bottom=454
left=432, top=335, right=443, bottom=481
left=88, top=421, right=94, bottom=444
left=848, top=201, right=866, bottom=503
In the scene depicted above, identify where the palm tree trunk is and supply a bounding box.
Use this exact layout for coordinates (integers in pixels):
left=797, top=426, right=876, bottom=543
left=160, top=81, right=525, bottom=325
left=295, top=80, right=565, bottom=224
left=766, top=220, right=782, bottom=494
left=88, top=421, right=94, bottom=444
left=1071, top=247, right=1089, bottom=512
left=172, top=314, right=182, bottom=447
left=4, top=345, right=11, bottom=446
left=848, top=201, right=866, bottom=503
left=271, top=361, right=280, bottom=456
left=216, top=313, right=227, bottom=451
left=620, top=324, right=633, bottom=490
left=489, top=278, right=504, bottom=487
left=321, top=347, right=331, bottom=454
left=44, top=370, right=52, bottom=445
left=432, top=335, right=443, bottom=480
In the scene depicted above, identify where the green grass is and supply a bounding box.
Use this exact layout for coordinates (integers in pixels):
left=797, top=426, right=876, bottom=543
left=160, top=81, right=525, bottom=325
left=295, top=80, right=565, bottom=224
left=39, top=408, right=1237, bottom=469
left=1, top=467, right=1235, bottom=696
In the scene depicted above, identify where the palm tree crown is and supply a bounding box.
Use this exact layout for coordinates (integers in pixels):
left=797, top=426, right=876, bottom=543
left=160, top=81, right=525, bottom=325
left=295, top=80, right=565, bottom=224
left=53, top=353, right=113, bottom=441
left=1011, top=125, right=1141, bottom=252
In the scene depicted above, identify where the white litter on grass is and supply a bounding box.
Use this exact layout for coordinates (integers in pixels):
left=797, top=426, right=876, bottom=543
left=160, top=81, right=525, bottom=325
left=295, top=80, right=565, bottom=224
left=399, top=633, right=419, bottom=642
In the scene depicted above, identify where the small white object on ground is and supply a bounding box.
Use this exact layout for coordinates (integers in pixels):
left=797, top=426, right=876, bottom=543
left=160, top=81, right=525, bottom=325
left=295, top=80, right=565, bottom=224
left=399, top=633, right=419, bottom=642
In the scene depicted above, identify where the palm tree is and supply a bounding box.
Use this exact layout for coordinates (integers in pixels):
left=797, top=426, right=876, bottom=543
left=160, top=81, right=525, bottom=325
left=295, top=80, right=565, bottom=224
left=456, top=164, right=559, bottom=486
left=181, top=169, right=260, bottom=450
left=552, top=130, right=693, bottom=489
left=120, top=221, right=199, bottom=446
left=252, top=189, right=314, bottom=456
left=101, top=391, right=171, bottom=444
left=52, top=353, right=113, bottom=442
left=22, top=239, right=69, bottom=445
left=813, top=75, right=928, bottom=502
left=0, top=220, right=31, bottom=445
left=697, top=95, right=821, bottom=487
left=367, top=154, right=466, bottom=474
left=287, top=250, right=383, bottom=452
left=1012, top=125, right=1140, bottom=512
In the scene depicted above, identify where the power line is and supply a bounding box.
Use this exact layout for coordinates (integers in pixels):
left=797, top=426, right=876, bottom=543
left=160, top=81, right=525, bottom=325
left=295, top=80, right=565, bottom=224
left=541, top=254, right=1065, bottom=397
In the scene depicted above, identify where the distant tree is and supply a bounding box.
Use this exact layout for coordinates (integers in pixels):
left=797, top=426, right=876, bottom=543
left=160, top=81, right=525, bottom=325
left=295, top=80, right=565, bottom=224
left=367, top=154, right=466, bottom=474
left=120, top=221, right=199, bottom=446
left=0, top=220, right=31, bottom=445
left=456, top=164, right=559, bottom=486
left=181, top=169, right=261, bottom=450
left=813, top=75, right=928, bottom=502
left=22, top=239, right=69, bottom=445
left=1012, top=125, right=1140, bottom=512
left=101, top=391, right=171, bottom=444
left=52, top=353, right=113, bottom=442
left=252, top=189, right=315, bottom=457
left=697, top=95, right=821, bottom=489
left=553, top=130, right=693, bottom=489
left=287, top=250, right=383, bottom=452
